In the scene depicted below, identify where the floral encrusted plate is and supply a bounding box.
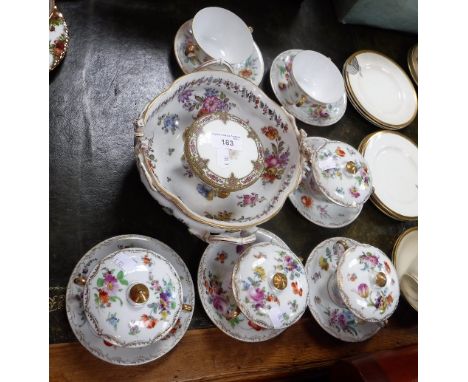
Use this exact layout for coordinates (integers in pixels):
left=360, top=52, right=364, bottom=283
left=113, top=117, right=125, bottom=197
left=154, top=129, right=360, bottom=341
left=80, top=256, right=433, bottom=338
left=337, top=244, right=400, bottom=322
left=174, top=19, right=265, bottom=85
left=232, top=242, right=308, bottom=329
left=270, top=50, right=347, bottom=127
left=49, top=6, right=69, bottom=71
left=83, top=248, right=183, bottom=348
left=197, top=228, right=289, bottom=341
left=306, top=237, right=381, bottom=342
left=66, top=235, right=195, bottom=365
left=311, top=140, right=372, bottom=208
left=289, top=137, right=362, bottom=228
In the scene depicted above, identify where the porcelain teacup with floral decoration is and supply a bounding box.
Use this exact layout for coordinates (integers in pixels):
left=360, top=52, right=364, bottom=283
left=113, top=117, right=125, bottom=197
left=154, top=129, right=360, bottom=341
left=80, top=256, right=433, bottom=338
left=283, top=50, right=345, bottom=110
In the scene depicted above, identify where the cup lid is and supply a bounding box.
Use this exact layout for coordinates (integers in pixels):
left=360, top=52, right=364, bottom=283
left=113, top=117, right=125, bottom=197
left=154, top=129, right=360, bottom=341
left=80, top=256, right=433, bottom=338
left=83, top=248, right=183, bottom=347
left=336, top=244, right=399, bottom=322
left=184, top=112, right=264, bottom=193
left=311, top=140, right=372, bottom=207
left=231, top=242, right=308, bottom=329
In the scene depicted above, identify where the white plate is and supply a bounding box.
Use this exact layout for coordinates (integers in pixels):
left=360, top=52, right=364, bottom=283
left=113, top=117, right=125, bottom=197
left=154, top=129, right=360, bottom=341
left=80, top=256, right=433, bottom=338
left=66, top=235, right=195, bottom=365
left=360, top=131, right=418, bottom=220
left=174, top=19, right=264, bottom=85
left=393, top=227, right=418, bottom=311
left=289, top=137, right=362, bottom=228
left=306, top=237, right=381, bottom=342
left=197, top=228, right=288, bottom=342
left=270, top=50, right=346, bottom=127
left=345, top=51, right=417, bottom=128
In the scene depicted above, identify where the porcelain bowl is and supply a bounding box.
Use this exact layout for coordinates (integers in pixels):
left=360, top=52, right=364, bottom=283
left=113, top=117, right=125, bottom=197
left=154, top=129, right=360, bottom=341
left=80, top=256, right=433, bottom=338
left=135, top=70, right=304, bottom=239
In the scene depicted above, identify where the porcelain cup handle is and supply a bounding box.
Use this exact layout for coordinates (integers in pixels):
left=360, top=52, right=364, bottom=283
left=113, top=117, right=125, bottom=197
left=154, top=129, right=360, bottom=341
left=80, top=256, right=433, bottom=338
left=136, top=152, right=158, bottom=193
left=193, top=59, right=235, bottom=74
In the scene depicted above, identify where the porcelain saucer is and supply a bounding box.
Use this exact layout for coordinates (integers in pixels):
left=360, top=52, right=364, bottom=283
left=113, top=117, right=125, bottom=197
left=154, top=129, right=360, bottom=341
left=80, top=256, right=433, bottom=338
left=306, top=237, right=381, bottom=342
left=174, top=19, right=265, bottom=85
left=197, top=228, right=289, bottom=342
left=270, top=49, right=347, bottom=126
left=66, top=234, right=195, bottom=365
left=49, top=6, right=69, bottom=71
left=289, top=137, right=362, bottom=228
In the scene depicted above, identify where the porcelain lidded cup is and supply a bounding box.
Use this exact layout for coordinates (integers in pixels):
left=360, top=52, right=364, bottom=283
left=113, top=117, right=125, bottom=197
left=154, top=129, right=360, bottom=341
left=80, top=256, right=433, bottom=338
left=82, top=247, right=192, bottom=348
left=310, top=140, right=373, bottom=208
left=231, top=242, right=309, bottom=329
left=335, top=243, right=400, bottom=323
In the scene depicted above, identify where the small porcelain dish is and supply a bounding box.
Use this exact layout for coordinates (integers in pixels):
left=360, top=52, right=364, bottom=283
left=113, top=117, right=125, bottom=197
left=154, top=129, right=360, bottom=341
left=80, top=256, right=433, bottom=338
left=306, top=238, right=400, bottom=342
left=358, top=131, right=418, bottom=221
left=198, top=228, right=289, bottom=341
left=392, top=227, right=418, bottom=311
left=174, top=19, right=264, bottom=85
left=183, top=112, right=265, bottom=194
left=66, top=235, right=195, bottom=365
left=135, top=70, right=305, bottom=244
left=407, top=45, right=418, bottom=85
left=343, top=50, right=418, bottom=130
left=49, top=4, right=69, bottom=71
left=232, top=242, right=309, bottom=330
left=289, top=137, right=362, bottom=228
left=191, top=7, right=254, bottom=66
left=270, top=50, right=347, bottom=126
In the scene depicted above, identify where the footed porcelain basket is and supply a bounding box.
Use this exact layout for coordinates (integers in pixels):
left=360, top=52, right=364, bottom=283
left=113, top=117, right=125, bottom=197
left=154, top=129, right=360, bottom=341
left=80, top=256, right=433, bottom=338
left=135, top=70, right=305, bottom=244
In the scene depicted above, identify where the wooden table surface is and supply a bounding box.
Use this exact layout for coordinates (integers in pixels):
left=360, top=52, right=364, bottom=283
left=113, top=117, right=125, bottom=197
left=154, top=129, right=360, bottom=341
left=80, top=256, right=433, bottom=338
left=50, top=316, right=417, bottom=381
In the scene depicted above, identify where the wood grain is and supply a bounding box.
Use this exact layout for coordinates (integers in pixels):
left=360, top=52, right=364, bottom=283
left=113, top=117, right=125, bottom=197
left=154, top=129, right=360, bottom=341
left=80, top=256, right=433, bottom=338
left=50, top=317, right=417, bottom=382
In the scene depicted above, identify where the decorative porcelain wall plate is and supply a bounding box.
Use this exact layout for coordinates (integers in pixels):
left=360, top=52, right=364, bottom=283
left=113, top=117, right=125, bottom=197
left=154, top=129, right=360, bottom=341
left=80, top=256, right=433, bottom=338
left=359, top=131, right=418, bottom=221
left=306, top=237, right=381, bottom=342
left=344, top=50, right=417, bottom=129
left=311, top=140, right=372, bottom=208
left=392, top=227, right=418, bottom=311
left=407, top=45, right=418, bottom=85
left=135, top=70, right=303, bottom=238
left=83, top=248, right=183, bottom=348
left=49, top=6, right=69, bottom=71
left=198, top=228, right=289, bottom=342
left=174, top=19, right=265, bottom=85
left=66, top=235, right=195, bottom=365
left=270, top=50, right=346, bottom=126
left=232, top=242, right=308, bottom=329
left=337, top=244, right=400, bottom=323
left=289, top=137, right=362, bottom=228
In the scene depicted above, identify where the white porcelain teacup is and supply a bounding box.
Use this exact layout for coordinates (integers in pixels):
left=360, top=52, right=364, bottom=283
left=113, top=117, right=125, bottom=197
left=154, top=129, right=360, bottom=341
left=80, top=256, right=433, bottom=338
left=284, top=50, right=344, bottom=109
left=400, top=257, right=418, bottom=309
left=186, top=7, right=254, bottom=69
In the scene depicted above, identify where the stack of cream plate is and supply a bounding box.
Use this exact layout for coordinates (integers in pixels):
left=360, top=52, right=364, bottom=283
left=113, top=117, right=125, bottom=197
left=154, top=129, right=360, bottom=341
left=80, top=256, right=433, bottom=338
left=343, top=50, right=418, bottom=130
left=359, top=131, right=418, bottom=221
left=407, top=44, right=418, bottom=85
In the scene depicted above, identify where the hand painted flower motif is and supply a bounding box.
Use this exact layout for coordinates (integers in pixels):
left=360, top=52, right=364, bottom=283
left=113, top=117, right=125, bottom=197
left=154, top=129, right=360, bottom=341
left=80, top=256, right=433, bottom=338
left=93, top=269, right=127, bottom=308
left=349, top=186, right=360, bottom=198
left=197, top=183, right=214, bottom=200
left=288, top=299, right=299, bottom=313
left=274, top=250, right=303, bottom=280
left=319, top=256, right=329, bottom=271
left=239, top=68, right=253, bottom=78
left=348, top=273, right=357, bottom=282
left=308, top=104, right=330, bottom=120
left=249, top=287, right=266, bottom=309
left=357, top=283, right=369, bottom=298
left=204, top=210, right=233, bottom=221
left=142, top=255, right=153, bottom=266
left=261, top=128, right=290, bottom=184
left=215, top=251, right=227, bottom=264
left=325, top=307, right=358, bottom=336
left=106, top=312, right=119, bottom=330
left=335, top=147, right=346, bottom=157
left=384, top=261, right=391, bottom=274
left=129, top=322, right=141, bottom=335
left=157, top=113, right=179, bottom=134
left=177, top=87, right=235, bottom=118
left=261, top=126, right=280, bottom=141
left=204, top=271, right=239, bottom=324
left=291, top=281, right=303, bottom=296
left=254, top=266, right=266, bottom=281
left=248, top=320, right=264, bottom=331
left=301, top=195, right=312, bottom=208
left=237, top=193, right=266, bottom=207
left=359, top=252, right=381, bottom=271
left=141, top=314, right=158, bottom=329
